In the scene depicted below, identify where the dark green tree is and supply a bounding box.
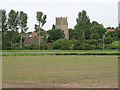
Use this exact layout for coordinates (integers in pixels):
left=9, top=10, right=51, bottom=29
left=91, top=21, right=99, bottom=27
left=1, top=10, right=8, bottom=49
left=47, top=29, right=65, bottom=43
left=68, top=28, right=76, bottom=40
left=90, top=22, right=106, bottom=39
left=34, top=24, right=39, bottom=32
left=8, top=10, right=19, bottom=49
left=105, top=35, right=113, bottom=44
left=52, top=24, right=55, bottom=29
left=90, top=21, right=106, bottom=50
left=2, top=31, right=13, bottom=50
left=75, top=10, right=91, bottom=50
left=1, top=10, right=7, bottom=40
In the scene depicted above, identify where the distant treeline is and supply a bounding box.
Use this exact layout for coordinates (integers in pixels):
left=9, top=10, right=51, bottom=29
left=1, top=9, right=119, bottom=50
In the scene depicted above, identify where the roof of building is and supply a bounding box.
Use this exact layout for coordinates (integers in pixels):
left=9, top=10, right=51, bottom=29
left=30, top=31, right=38, bottom=37
left=106, top=29, right=115, bottom=32
left=24, top=36, right=44, bottom=45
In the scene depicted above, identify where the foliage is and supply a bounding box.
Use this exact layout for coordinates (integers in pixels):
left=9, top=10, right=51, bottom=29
left=8, top=10, right=19, bottom=49
left=70, top=39, right=82, bottom=50
left=32, top=37, right=39, bottom=50
left=75, top=10, right=91, bottom=49
left=106, top=41, right=118, bottom=49
left=51, top=39, right=71, bottom=50
left=68, top=28, right=76, bottom=40
left=47, top=29, right=65, bottom=43
left=40, top=31, right=47, bottom=38
left=90, top=23, right=106, bottom=39
left=18, top=11, right=28, bottom=48
left=41, top=41, right=49, bottom=50
left=1, top=9, right=118, bottom=50
left=1, top=10, right=7, bottom=39
left=36, top=11, right=47, bottom=49
left=104, top=35, right=113, bottom=44
left=34, top=24, right=39, bottom=32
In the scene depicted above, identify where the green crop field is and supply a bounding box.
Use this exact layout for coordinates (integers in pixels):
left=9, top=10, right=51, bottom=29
left=2, top=55, right=118, bottom=88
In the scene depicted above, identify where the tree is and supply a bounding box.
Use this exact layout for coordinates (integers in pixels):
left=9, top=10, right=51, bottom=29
left=2, top=31, right=13, bottom=50
left=34, top=24, right=39, bottom=32
left=106, top=27, right=114, bottom=29
left=105, top=35, right=113, bottom=44
left=36, top=11, right=47, bottom=50
left=1, top=10, right=7, bottom=40
left=90, top=22, right=106, bottom=39
left=52, top=24, right=55, bottom=29
left=40, top=31, right=47, bottom=38
left=47, top=29, right=65, bottom=43
left=106, top=27, right=118, bottom=41
left=90, top=21, right=106, bottom=50
left=68, top=28, right=76, bottom=40
left=1, top=10, right=8, bottom=49
left=41, top=41, right=48, bottom=50
left=8, top=10, right=19, bottom=49
left=70, top=39, right=82, bottom=50
left=91, top=21, right=99, bottom=27
left=18, top=11, right=28, bottom=48
left=32, top=37, right=39, bottom=50
left=75, top=10, right=91, bottom=50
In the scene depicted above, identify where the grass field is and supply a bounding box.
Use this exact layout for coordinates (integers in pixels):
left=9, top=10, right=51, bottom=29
left=2, top=55, right=118, bottom=88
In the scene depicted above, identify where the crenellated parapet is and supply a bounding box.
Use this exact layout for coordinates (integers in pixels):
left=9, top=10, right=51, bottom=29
left=56, top=17, right=68, bottom=25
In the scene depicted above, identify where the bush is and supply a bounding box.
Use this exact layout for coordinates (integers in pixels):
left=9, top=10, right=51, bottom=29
left=106, top=41, right=118, bottom=49
left=41, top=41, right=49, bottom=50
left=70, top=39, right=82, bottom=50
left=51, top=39, right=72, bottom=50
left=23, top=45, right=32, bottom=50
left=12, top=43, right=21, bottom=50
left=105, top=35, right=113, bottom=44
left=84, top=39, right=98, bottom=50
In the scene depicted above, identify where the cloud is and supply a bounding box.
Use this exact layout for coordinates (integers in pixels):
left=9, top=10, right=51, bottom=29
left=1, top=0, right=119, bottom=3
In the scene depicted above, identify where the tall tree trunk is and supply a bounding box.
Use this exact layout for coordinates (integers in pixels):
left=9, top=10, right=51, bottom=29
left=91, top=33, right=92, bottom=40
left=12, top=30, right=14, bottom=50
left=83, top=32, right=85, bottom=50
left=21, top=28, right=23, bottom=49
left=38, top=22, right=40, bottom=50
left=21, top=31, right=22, bottom=49
left=103, top=34, right=105, bottom=50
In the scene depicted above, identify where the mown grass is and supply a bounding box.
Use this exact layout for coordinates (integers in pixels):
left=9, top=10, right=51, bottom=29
left=2, top=49, right=118, bottom=52
left=2, top=52, right=120, bottom=56
left=2, top=49, right=119, bottom=56
left=2, top=55, right=118, bottom=88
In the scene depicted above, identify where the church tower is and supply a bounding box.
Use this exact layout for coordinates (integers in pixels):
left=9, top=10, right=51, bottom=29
left=55, top=17, right=69, bottom=40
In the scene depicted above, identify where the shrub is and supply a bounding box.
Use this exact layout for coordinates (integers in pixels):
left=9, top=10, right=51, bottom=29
left=106, top=41, right=118, bottom=49
left=41, top=41, right=49, bottom=50
left=105, top=35, right=113, bottom=44
left=51, top=39, right=72, bottom=50
left=70, top=39, right=82, bottom=50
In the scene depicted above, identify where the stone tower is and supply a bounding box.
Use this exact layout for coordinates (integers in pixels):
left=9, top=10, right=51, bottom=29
left=55, top=17, right=69, bottom=40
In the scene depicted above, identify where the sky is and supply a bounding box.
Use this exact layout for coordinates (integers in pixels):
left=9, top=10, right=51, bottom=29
left=0, top=0, right=119, bottom=32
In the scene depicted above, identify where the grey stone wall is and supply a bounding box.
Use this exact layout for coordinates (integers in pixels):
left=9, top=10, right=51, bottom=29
left=118, top=1, right=120, bottom=26
left=0, top=10, right=2, bottom=90
left=55, top=17, right=69, bottom=40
